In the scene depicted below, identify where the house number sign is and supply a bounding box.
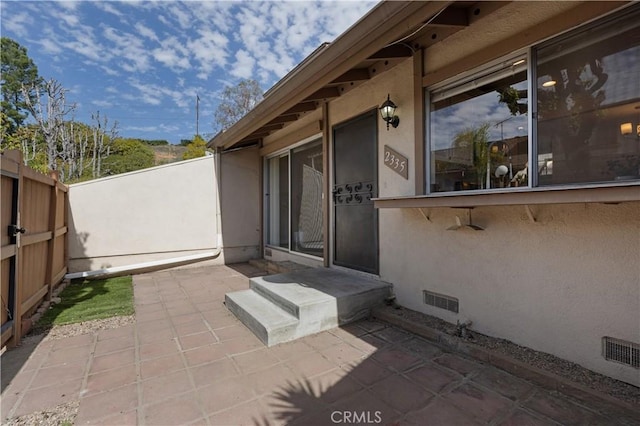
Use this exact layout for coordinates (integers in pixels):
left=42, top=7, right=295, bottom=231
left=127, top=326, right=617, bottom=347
left=383, top=145, right=408, bottom=179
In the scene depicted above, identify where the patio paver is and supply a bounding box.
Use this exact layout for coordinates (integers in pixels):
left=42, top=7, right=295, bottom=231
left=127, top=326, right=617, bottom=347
left=2, top=263, right=639, bottom=425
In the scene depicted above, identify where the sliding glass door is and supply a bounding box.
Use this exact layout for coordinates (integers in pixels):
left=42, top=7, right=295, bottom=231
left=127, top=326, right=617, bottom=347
left=266, top=138, right=323, bottom=257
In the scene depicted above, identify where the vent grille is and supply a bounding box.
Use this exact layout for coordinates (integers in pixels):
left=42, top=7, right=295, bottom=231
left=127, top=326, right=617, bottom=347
left=423, top=290, right=459, bottom=313
left=602, top=337, right=639, bottom=368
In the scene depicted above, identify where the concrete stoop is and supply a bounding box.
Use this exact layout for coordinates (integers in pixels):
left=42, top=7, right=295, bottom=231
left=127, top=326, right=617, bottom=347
left=225, top=268, right=392, bottom=346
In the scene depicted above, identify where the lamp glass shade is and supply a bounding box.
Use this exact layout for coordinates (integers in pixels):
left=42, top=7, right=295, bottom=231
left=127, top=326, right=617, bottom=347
left=620, top=122, right=632, bottom=135
left=379, top=95, right=397, bottom=120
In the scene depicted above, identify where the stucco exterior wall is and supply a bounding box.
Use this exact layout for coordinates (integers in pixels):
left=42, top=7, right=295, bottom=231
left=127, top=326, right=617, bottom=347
left=219, top=146, right=261, bottom=264
left=68, top=156, right=221, bottom=272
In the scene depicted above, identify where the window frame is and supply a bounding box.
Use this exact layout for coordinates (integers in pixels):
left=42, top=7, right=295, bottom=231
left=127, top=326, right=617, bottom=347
left=426, top=50, right=531, bottom=195
left=264, top=134, right=324, bottom=260
left=423, top=7, right=640, bottom=196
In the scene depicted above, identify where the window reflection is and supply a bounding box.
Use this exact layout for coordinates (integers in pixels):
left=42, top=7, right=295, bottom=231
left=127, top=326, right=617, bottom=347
left=430, top=69, right=529, bottom=192
left=536, top=16, right=640, bottom=185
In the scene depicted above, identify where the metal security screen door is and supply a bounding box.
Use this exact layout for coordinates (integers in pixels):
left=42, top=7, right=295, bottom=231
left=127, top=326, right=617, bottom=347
left=333, top=110, right=378, bottom=274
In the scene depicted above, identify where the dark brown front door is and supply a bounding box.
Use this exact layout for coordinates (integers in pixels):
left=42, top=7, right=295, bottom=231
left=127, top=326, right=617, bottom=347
left=332, top=110, right=378, bottom=274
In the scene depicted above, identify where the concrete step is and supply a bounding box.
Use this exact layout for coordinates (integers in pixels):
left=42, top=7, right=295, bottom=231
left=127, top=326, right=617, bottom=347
left=226, top=268, right=393, bottom=346
left=250, top=276, right=335, bottom=319
left=224, top=290, right=299, bottom=346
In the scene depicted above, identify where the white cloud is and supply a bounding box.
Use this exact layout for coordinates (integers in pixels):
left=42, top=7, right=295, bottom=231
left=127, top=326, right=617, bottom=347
left=61, top=29, right=105, bottom=63
left=49, top=4, right=81, bottom=28
left=1, top=11, right=33, bottom=37
left=103, top=26, right=151, bottom=73
left=136, top=23, right=159, bottom=42
left=188, top=27, right=229, bottom=80
left=230, top=50, right=256, bottom=79
left=166, top=3, right=192, bottom=30
left=123, top=123, right=180, bottom=133
left=92, top=100, right=114, bottom=108
left=94, top=2, right=124, bottom=17
left=37, top=37, right=63, bottom=55
left=152, top=36, right=190, bottom=71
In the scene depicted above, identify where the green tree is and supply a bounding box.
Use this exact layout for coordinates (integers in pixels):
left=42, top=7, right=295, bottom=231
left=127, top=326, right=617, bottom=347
left=182, top=135, right=207, bottom=160
left=213, top=79, right=263, bottom=133
left=102, top=138, right=154, bottom=175
left=1, top=37, right=42, bottom=134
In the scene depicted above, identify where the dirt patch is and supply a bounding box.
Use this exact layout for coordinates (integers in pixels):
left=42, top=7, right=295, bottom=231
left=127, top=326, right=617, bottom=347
left=3, top=401, right=78, bottom=426
left=36, top=315, right=135, bottom=341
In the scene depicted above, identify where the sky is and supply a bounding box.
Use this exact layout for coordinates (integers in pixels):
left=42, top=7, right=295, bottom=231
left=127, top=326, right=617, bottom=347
left=0, top=0, right=377, bottom=144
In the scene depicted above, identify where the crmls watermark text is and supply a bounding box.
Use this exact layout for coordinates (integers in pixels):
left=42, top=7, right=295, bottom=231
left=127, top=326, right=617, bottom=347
left=331, top=411, right=382, bottom=424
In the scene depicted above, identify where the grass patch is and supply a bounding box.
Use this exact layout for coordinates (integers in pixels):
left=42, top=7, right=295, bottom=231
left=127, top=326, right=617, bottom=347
left=37, top=276, right=134, bottom=328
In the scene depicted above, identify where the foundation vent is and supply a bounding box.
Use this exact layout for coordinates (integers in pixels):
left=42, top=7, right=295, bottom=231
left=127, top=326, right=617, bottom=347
left=602, top=337, right=639, bottom=368
left=423, top=290, right=458, bottom=313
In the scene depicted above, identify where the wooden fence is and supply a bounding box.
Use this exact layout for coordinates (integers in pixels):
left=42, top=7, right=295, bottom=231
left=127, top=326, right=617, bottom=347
left=1, top=150, right=68, bottom=348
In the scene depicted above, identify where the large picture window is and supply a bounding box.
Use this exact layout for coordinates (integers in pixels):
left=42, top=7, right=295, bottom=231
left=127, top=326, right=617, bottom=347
left=266, top=138, right=323, bottom=257
left=427, top=7, right=639, bottom=193
left=535, top=12, right=640, bottom=185
left=430, top=58, right=529, bottom=192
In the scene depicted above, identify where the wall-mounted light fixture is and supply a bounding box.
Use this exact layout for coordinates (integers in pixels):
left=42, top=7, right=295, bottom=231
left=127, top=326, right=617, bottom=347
left=379, top=94, right=399, bottom=130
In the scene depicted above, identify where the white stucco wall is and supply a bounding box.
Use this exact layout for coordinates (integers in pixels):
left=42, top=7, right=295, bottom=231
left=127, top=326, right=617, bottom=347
left=68, top=156, right=221, bottom=272
left=219, top=146, right=261, bottom=264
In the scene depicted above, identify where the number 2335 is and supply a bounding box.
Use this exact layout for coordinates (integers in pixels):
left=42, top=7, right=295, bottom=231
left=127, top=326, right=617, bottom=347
left=384, top=151, right=406, bottom=172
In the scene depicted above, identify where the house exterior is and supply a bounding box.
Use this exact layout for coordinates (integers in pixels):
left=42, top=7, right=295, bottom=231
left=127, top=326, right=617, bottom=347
left=208, top=1, right=640, bottom=387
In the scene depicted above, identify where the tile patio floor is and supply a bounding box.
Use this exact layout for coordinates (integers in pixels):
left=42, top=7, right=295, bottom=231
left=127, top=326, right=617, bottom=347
left=1, top=264, right=638, bottom=425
